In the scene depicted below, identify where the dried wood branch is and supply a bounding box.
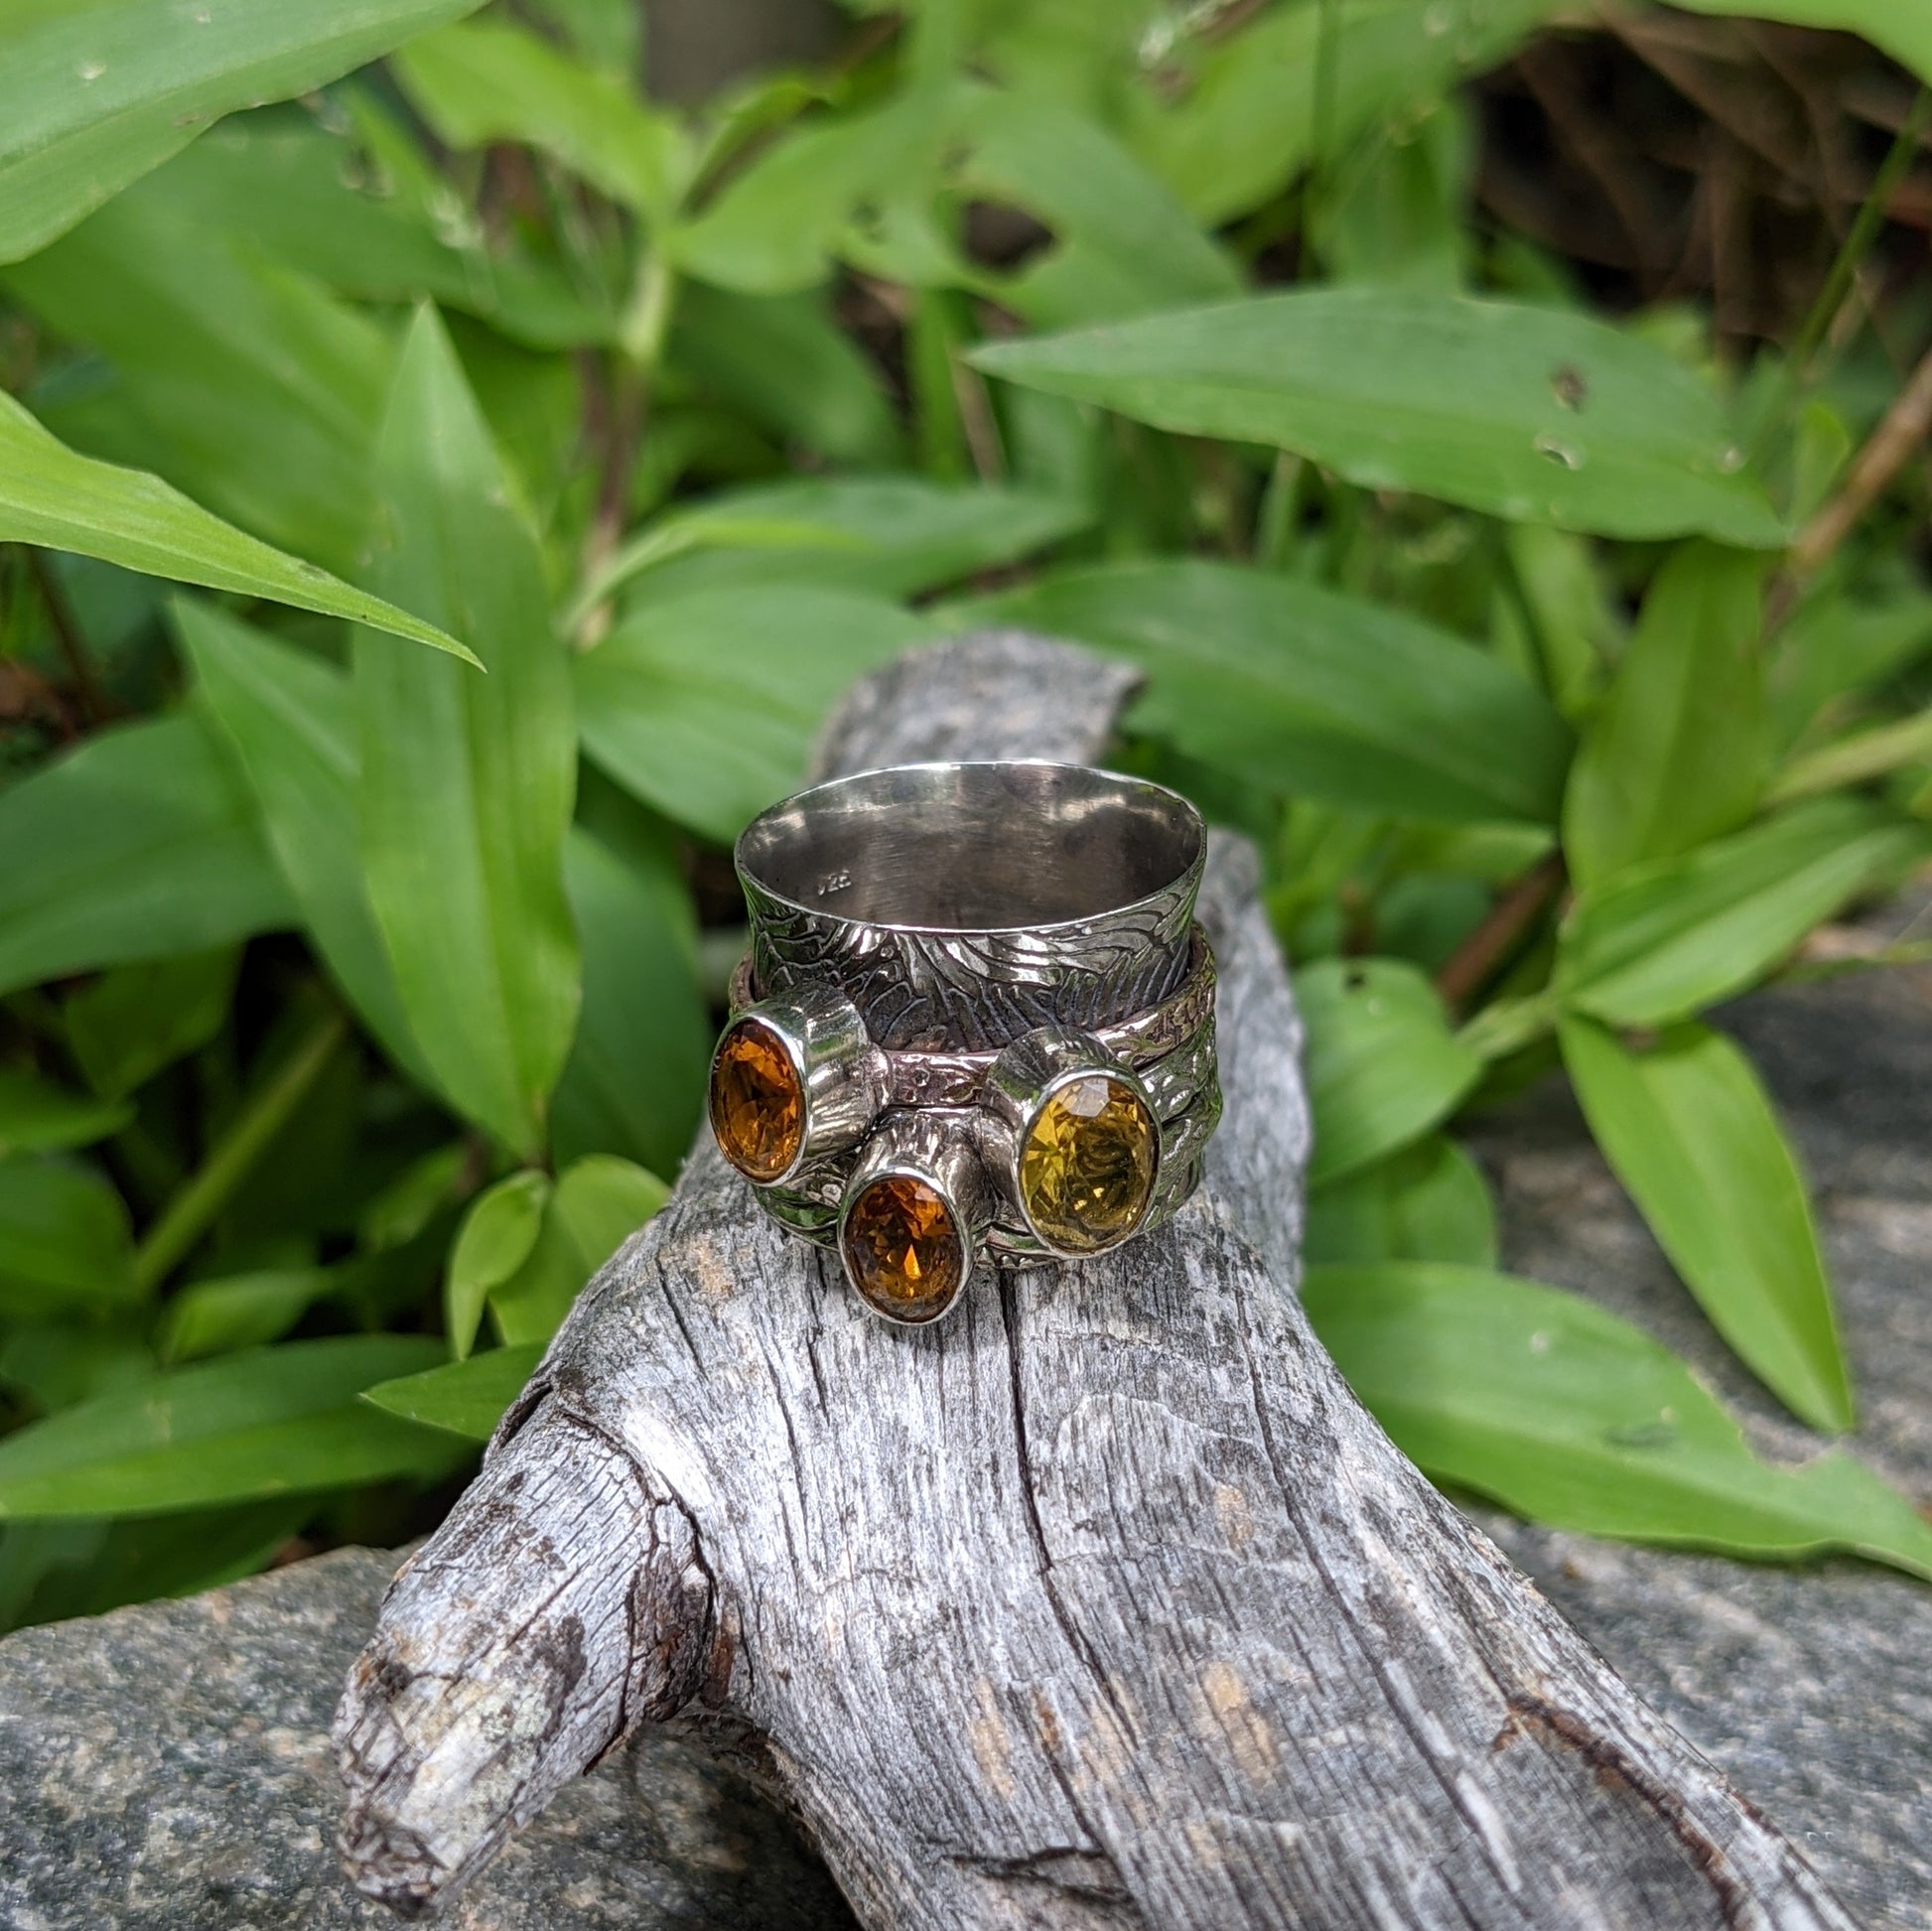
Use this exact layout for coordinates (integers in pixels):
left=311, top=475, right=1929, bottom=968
left=337, top=630, right=1855, bottom=1929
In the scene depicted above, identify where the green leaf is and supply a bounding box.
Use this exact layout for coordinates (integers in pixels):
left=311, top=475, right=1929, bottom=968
left=393, top=17, right=688, bottom=221
left=0, top=1334, right=461, bottom=1519
left=970, top=290, right=1782, bottom=545
left=549, top=1154, right=668, bottom=1276
left=553, top=826, right=710, bottom=1178
left=576, top=587, right=936, bottom=845
left=173, top=599, right=432, bottom=1087
left=482, top=1154, right=665, bottom=1348
left=1298, top=959, right=1483, bottom=1186
left=66, top=946, right=239, bottom=1098
left=957, top=559, right=1573, bottom=825
left=1560, top=1016, right=1853, bottom=1435
left=0, top=1069, right=132, bottom=1159
left=361, top=1340, right=544, bottom=1442
left=0, top=1500, right=304, bottom=1631
left=1127, top=0, right=1563, bottom=226
left=0, top=0, right=487, bottom=263
left=587, top=476, right=1090, bottom=613
left=667, top=282, right=905, bottom=469
left=1557, top=799, right=1931, bottom=1028
left=156, top=1267, right=331, bottom=1364
left=135, top=113, right=614, bottom=352
left=1564, top=543, right=1770, bottom=889
left=1304, top=1262, right=1932, bottom=1579
left=1767, top=581, right=1932, bottom=751
left=0, top=1156, right=137, bottom=1320
left=1669, top=0, right=1931, bottom=87
left=1767, top=708, right=1932, bottom=805
left=668, top=92, right=940, bottom=293
left=445, top=1171, right=549, bottom=1362
left=950, top=84, right=1243, bottom=328
left=353, top=308, right=581, bottom=1158
left=0, top=389, right=477, bottom=661
left=0, top=713, right=293, bottom=1000
left=3, top=166, right=393, bottom=570
left=1305, top=1135, right=1497, bottom=1268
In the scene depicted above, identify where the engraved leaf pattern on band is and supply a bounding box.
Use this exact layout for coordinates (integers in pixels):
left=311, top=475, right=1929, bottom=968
left=745, top=871, right=1198, bottom=1053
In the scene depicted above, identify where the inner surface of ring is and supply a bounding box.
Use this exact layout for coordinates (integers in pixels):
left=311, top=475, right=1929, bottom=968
left=738, top=762, right=1201, bottom=929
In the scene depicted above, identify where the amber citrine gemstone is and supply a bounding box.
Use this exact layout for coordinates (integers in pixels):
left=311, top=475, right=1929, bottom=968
left=709, top=1018, right=804, bottom=1181
left=841, top=1174, right=963, bottom=1322
left=1020, top=1074, right=1156, bottom=1254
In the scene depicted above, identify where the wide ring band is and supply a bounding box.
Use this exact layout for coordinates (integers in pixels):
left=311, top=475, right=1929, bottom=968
left=708, top=761, right=1220, bottom=1324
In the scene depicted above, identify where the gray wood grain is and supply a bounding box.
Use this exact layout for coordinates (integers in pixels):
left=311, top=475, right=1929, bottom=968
left=336, top=632, right=1856, bottom=1928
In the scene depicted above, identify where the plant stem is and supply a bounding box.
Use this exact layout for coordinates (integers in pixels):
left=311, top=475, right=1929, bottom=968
left=1435, top=852, right=1566, bottom=1013
left=1787, top=339, right=1932, bottom=583
left=1785, top=90, right=1929, bottom=391
left=25, top=547, right=108, bottom=724
left=131, top=1004, right=349, bottom=1295
left=1305, top=0, right=1343, bottom=269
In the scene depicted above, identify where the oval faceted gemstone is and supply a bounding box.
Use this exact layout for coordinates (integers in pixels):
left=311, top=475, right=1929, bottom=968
left=709, top=1018, right=804, bottom=1181
left=842, top=1174, right=963, bottom=1322
left=1020, top=1074, right=1156, bottom=1254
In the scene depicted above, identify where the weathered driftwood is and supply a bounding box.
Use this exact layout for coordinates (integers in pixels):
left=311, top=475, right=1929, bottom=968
left=337, top=632, right=1854, bottom=1929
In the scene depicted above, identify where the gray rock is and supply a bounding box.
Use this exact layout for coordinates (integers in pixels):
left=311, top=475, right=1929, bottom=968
left=0, top=952, right=1926, bottom=1929
left=1463, top=953, right=1932, bottom=1931
left=0, top=1544, right=858, bottom=1930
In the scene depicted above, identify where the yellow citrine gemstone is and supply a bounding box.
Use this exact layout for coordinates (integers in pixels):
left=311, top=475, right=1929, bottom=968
left=709, top=1018, right=804, bottom=1181
left=842, top=1174, right=962, bottom=1322
left=1020, top=1074, right=1156, bottom=1253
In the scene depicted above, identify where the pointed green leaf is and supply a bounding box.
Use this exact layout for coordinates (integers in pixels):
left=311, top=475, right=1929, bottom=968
left=0, top=1070, right=132, bottom=1159
left=959, top=559, right=1572, bottom=825
left=483, top=1155, right=666, bottom=1348
left=0, top=1156, right=137, bottom=1320
left=1557, top=799, right=1931, bottom=1028
left=1669, top=1, right=1931, bottom=87
left=1305, top=1262, right=1932, bottom=1579
left=393, top=17, right=688, bottom=220
left=353, top=308, right=581, bottom=1158
left=0, top=390, right=477, bottom=661
left=1305, top=1135, right=1497, bottom=1268
left=0, top=0, right=488, bottom=263
left=1127, top=0, right=1562, bottom=226
left=553, top=827, right=710, bottom=1178
left=1561, top=1016, right=1854, bottom=1435
left=445, top=1172, right=549, bottom=1362
left=970, top=291, right=1783, bottom=545
left=585, top=475, right=1089, bottom=615
left=1298, top=959, right=1483, bottom=1186
left=157, top=1268, right=332, bottom=1365
left=576, top=587, right=936, bottom=845
left=0, top=713, right=293, bottom=999
left=1564, top=542, right=1768, bottom=889
left=173, top=599, right=433, bottom=1087
left=66, top=946, right=239, bottom=1098
left=0, top=1335, right=461, bottom=1518
left=361, top=1341, right=545, bottom=1442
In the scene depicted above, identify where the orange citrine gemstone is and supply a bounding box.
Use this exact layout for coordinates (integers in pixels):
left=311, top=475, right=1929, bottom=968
left=841, top=1174, right=963, bottom=1322
left=1020, top=1074, right=1156, bottom=1253
left=709, top=1018, right=804, bottom=1181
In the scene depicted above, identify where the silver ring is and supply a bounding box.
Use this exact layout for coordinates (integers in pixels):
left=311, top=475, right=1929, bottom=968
left=708, top=761, right=1219, bottom=1325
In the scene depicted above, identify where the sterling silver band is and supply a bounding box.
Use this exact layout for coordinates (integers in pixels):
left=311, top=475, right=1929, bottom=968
left=711, top=760, right=1220, bottom=1322
left=739, top=760, right=1204, bottom=1053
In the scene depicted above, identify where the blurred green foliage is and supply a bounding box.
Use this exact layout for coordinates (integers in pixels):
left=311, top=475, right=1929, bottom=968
left=3, top=0, right=1932, bottom=1625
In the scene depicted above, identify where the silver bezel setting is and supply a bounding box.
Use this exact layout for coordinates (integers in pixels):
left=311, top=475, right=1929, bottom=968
left=983, top=1029, right=1164, bottom=1261
left=709, top=983, right=889, bottom=1190
left=836, top=1110, right=989, bottom=1327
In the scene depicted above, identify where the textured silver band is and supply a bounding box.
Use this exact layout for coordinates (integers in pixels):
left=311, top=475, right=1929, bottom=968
left=738, top=761, right=1204, bottom=1053
left=728, top=925, right=1217, bottom=1113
